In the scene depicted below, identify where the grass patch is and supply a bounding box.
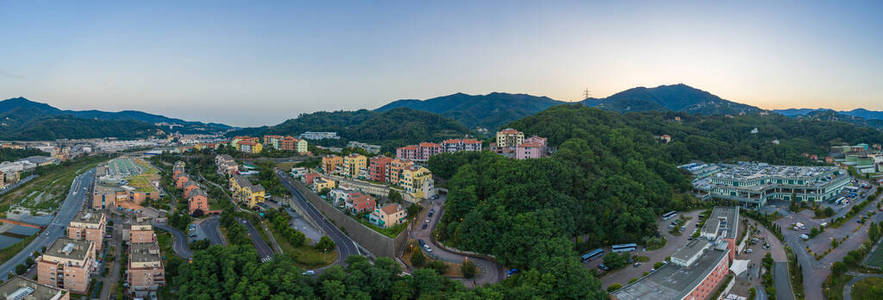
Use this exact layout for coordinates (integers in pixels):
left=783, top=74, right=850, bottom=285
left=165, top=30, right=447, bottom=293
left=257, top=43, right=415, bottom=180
left=0, top=156, right=107, bottom=212
left=266, top=221, right=335, bottom=268
left=865, top=240, right=883, bottom=268
left=356, top=217, right=407, bottom=238
left=851, top=277, right=883, bottom=299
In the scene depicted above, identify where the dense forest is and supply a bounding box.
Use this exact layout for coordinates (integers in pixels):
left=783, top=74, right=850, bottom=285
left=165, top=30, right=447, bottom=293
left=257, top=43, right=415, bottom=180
left=0, top=115, right=160, bottom=140
left=376, top=92, right=565, bottom=130
left=229, top=108, right=472, bottom=152
left=0, top=148, right=49, bottom=162
left=426, top=104, right=883, bottom=297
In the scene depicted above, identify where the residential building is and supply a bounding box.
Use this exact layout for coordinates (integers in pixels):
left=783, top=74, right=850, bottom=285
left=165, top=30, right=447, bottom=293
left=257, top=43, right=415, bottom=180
left=237, top=140, right=263, bottom=154
left=300, top=132, right=340, bottom=140
left=441, top=138, right=482, bottom=153
left=343, top=154, right=368, bottom=178
left=91, top=183, right=126, bottom=209
left=396, top=145, right=419, bottom=161
left=175, top=175, right=190, bottom=189
left=370, top=203, right=407, bottom=228
left=346, top=192, right=376, bottom=214
left=515, top=142, right=545, bottom=160
left=691, top=162, right=851, bottom=208
left=313, top=178, right=336, bottom=193
left=128, top=242, right=165, bottom=297
left=328, top=188, right=355, bottom=207
left=290, top=167, right=307, bottom=179
left=67, top=210, right=106, bottom=252
left=279, top=136, right=308, bottom=153
left=368, top=156, right=393, bottom=182
left=188, top=189, right=209, bottom=215
left=400, top=165, right=433, bottom=199
left=347, top=141, right=381, bottom=154
left=0, top=276, right=69, bottom=300
left=173, top=161, right=185, bottom=178
left=37, top=238, right=95, bottom=294
left=321, top=156, right=343, bottom=175
left=183, top=181, right=200, bottom=198
left=229, top=175, right=266, bottom=208
left=302, top=172, right=320, bottom=186
left=215, top=154, right=238, bottom=176
left=385, top=159, right=414, bottom=185
left=496, top=128, right=524, bottom=148
left=263, top=135, right=283, bottom=150
left=129, top=221, right=156, bottom=243
left=395, top=142, right=443, bottom=162
left=419, top=142, right=442, bottom=161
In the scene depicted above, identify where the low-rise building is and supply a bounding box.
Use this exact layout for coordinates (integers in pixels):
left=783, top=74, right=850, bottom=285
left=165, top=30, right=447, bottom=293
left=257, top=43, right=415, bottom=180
left=515, top=142, right=545, bottom=160
left=183, top=181, right=200, bottom=198
left=300, top=131, right=339, bottom=140
left=229, top=175, right=266, bottom=208
left=0, top=276, right=69, bottom=300
left=441, top=138, right=482, bottom=153
left=91, top=183, right=126, bottom=209
left=263, top=135, right=283, bottom=150
left=37, top=238, right=95, bottom=294
left=67, top=210, right=106, bottom=253
left=321, top=156, right=343, bottom=175
left=496, top=128, right=524, bottom=148
left=214, top=154, right=238, bottom=176
left=175, top=174, right=190, bottom=189
left=345, top=192, right=376, bottom=214
left=701, top=206, right=740, bottom=262
left=369, top=203, right=406, bottom=228
left=128, top=242, right=165, bottom=297
left=313, top=178, right=336, bottom=193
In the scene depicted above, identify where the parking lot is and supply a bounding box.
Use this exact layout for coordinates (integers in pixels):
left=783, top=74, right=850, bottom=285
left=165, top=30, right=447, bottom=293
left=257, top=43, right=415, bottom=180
left=593, top=209, right=704, bottom=289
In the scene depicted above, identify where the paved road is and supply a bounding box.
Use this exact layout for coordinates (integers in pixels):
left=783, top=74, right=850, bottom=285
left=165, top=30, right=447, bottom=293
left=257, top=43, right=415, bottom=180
left=199, top=215, right=226, bottom=246
left=237, top=218, right=274, bottom=263
left=100, top=224, right=122, bottom=300
left=0, top=169, right=94, bottom=280
left=155, top=223, right=193, bottom=258
left=277, top=170, right=359, bottom=266
left=843, top=272, right=883, bottom=300
left=413, top=194, right=504, bottom=287
left=773, top=181, right=882, bottom=300
left=774, top=262, right=795, bottom=300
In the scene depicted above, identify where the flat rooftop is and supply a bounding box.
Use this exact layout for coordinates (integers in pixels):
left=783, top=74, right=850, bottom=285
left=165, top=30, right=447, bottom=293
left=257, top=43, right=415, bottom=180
left=713, top=163, right=841, bottom=183
left=671, top=239, right=710, bottom=263
left=0, top=276, right=66, bottom=299
left=45, top=238, right=91, bottom=261
left=72, top=209, right=104, bottom=224
left=130, top=242, right=161, bottom=263
left=701, top=206, right=740, bottom=240
left=612, top=248, right=729, bottom=300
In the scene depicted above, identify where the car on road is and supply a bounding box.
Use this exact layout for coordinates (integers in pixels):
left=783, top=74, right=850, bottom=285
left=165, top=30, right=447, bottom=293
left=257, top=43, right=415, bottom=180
left=418, top=239, right=426, bottom=247
left=425, top=219, right=430, bottom=223
left=422, top=223, right=427, bottom=230
left=598, top=264, right=610, bottom=271
left=302, top=270, right=315, bottom=276
left=800, top=234, right=810, bottom=240
left=633, top=262, right=641, bottom=267
left=745, top=249, right=753, bottom=253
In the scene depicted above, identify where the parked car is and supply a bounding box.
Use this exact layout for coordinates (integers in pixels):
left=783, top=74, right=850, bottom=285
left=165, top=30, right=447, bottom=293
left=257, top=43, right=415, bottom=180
left=506, top=268, right=519, bottom=277
left=745, top=249, right=753, bottom=253
left=598, top=264, right=610, bottom=271
left=418, top=240, right=426, bottom=247
left=302, top=270, right=315, bottom=276
left=800, top=234, right=810, bottom=240
left=422, top=223, right=428, bottom=230
left=633, top=262, right=641, bottom=267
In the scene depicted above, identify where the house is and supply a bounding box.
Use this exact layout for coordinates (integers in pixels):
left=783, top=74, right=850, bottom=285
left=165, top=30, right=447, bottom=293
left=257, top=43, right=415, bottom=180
left=37, top=238, right=95, bottom=294
left=188, top=189, right=209, bottom=215
left=67, top=210, right=106, bottom=253
left=346, top=192, right=376, bottom=214
left=302, top=172, right=321, bottom=186
left=369, top=156, right=393, bottom=182
left=515, top=142, right=545, bottom=160
left=328, top=188, right=355, bottom=207
left=370, top=203, right=407, bottom=228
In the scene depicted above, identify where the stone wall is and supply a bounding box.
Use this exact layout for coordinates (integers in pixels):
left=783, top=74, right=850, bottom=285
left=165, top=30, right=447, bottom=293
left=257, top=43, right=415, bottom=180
left=290, top=180, right=407, bottom=258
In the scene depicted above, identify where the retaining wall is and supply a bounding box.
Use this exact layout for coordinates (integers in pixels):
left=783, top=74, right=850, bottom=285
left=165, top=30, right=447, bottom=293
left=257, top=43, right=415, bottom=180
left=291, top=180, right=407, bottom=258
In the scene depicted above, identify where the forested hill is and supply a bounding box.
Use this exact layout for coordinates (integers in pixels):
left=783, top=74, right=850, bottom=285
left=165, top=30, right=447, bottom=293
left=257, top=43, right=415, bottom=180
left=376, top=92, right=566, bottom=130
left=0, top=97, right=231, bottom=136
left=582, top=83, right=761, bottom=115
left=228, top=108, right=472, bottom=152
left=0, top=115, right=162, bottom=141
left=427, top=105, right=883, bottom=298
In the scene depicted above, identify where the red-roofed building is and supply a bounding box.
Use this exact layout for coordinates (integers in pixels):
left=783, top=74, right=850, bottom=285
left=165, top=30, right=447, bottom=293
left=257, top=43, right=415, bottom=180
left=396, top=145, right=419, bottom=161
left=175, top=175, right=190, bottom=189
left=302, top=172, right=320, bottom=185
left=441, top=139, right=482, bottom=153
left=515, top=142, right=545, bottom=160
left=346, top=192, right=375, bottom=214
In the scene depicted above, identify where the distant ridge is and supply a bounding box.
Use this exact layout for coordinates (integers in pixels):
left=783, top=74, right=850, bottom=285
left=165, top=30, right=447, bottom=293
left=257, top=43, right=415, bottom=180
left=581, top=83, right=762, bottom=115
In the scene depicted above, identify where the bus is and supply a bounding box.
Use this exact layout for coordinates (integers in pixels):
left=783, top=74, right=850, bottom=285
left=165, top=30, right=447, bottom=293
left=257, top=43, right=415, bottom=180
left=612, top=243, right=638, bottom=253
left=582, top=248, right=604, bottom=262
left=662, top=211, right=677, bottom=220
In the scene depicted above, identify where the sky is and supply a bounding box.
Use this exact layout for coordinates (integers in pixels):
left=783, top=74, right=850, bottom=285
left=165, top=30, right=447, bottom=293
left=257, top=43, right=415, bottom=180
left=1, top=1, right=881, bottom=127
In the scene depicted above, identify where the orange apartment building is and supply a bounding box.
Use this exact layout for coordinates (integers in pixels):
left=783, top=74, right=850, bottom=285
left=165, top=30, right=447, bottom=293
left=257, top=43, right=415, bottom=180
left=37, top=238, right=95, bottom=294
left=128, top=242, right=165, bottom=297
left=183, top=181, right=199, bottom=198
left=92, top=183, right=126, bottom=209
left=188, top=189, right=208, bottom=215
left=128, top=220, right=156, bottom=244
left=175, top=174, right=190, bottom=189
left=67, top=210, right=106, bottom=252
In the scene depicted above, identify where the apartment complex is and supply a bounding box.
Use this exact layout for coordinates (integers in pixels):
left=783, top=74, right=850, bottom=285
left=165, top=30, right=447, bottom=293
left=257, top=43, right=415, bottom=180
left=515, top=136, right=548, bottom=160
left=496, top=128, right=524, bottom=148
left=368, top=156, right=393, bottom=182
left=129, top=220, right=156, bottom=243
left=343, top=154, right=368, bottom=179
left=613, top=207, right=739, bottom=300
left=263, top=135, right=308, bottom=153
left=37, top=238, right=95, bottom=294
left=188, top=189, right=209, bottom=215
left=369, top=203, right=406, bottom=228
left=91, top=183, right=126, bottom=209
left=66, top=210, right=106, bottom=252
left=229, top=175, right=266, bottom=208
left=0, top=276, right=69, bottom=300
left=231, top=136, right=263, bottom=154
left=128, top=242, right=165, bottom=297
left=690, top=162, right=850, bottom=208
left=321, top=156, right=343, bottom=175
left=214, top=154, right=238, bottom=176
left=400, top=165, right=433, bottom=199
left=299, top=131, right=339, bottom=140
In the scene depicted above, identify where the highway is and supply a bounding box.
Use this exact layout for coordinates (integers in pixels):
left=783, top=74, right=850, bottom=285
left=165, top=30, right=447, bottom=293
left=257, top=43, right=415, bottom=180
left=155, top=223, right=193, bottom=258
left=237, top=217, right=274, bottom=263
left=277, top=170, right=359, bottom=266
left=0, top=169, right=94, bottom=280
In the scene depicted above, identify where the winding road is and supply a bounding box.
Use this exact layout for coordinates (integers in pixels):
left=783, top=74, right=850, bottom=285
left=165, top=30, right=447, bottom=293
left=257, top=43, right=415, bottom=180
left=0, top=169, right=95, bottom=280
left=155, top=223, right=193, bottom=258
left=277, top=170, right=359, bottom=266
left=199, top=215, right=226, bottom=246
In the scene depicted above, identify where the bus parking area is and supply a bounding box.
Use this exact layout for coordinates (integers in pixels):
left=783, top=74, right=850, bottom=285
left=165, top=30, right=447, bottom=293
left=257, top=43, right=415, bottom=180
left=586, top=209, right=705, bottom=289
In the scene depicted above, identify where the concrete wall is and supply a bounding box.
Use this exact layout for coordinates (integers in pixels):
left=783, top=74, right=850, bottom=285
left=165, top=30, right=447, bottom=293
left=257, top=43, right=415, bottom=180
left=291, top=180, right=407, bottom=258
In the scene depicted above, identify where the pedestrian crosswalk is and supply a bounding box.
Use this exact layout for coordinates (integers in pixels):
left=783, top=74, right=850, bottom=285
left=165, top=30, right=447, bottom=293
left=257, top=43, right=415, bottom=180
left=261, top=256, right=273, bottom=263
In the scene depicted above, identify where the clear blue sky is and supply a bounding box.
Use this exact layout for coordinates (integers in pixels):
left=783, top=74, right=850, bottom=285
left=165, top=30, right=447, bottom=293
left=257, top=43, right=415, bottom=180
left=1, top=1, right=881, bottom=127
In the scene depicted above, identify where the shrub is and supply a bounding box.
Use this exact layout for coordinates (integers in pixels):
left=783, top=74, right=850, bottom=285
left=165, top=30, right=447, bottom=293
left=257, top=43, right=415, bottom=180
left=461, top=259, right=477, bottom=279
left=607, top=283, right=622, bottom=292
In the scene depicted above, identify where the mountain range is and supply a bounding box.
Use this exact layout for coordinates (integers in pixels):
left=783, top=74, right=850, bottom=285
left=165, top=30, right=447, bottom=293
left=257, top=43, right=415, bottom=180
left=0, top=97, right=233, bottom=140
left=773, top=108, right=883, bottom=120
left=581, top=83, right=762, bottom=115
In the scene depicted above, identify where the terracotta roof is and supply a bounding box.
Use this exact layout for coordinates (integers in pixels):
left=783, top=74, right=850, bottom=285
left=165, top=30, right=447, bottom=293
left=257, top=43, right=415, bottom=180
left=380, top=204, right=402, bottom=215
left=399, top=145, right=418, bottom=150
left=462, top=139, right=481, bottom=144
left=442, top=139, right=460, bottom=144
left=518, top=142, right=543, bottom=148
left=498, top=128, right=522, bottom=134
left=419, top=142, right=440, bottom=147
